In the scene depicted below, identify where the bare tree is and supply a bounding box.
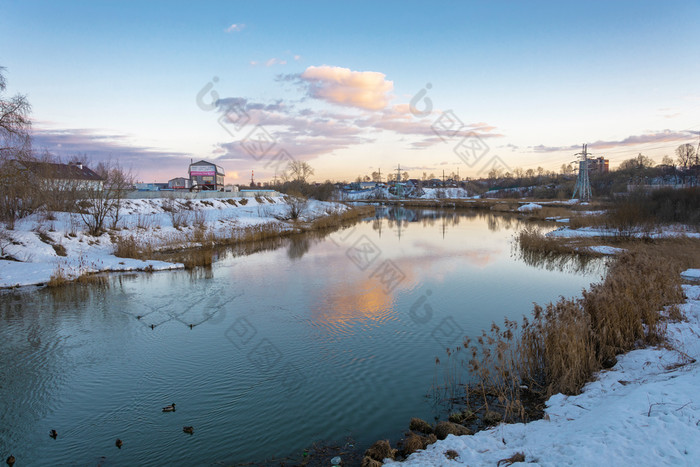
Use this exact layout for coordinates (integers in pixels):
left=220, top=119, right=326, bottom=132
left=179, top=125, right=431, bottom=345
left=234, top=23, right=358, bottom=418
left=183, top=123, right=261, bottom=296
left=80, top=160, right=132, bottom=235
left=0, top=66, right=35, bottom=225
left=0, top=66, right=31, bottom=154
left=288, top=160, right=315, bottom=183
left=660, top=155, right=675, bottom=167
left=676, top=143, right=696, bottom=169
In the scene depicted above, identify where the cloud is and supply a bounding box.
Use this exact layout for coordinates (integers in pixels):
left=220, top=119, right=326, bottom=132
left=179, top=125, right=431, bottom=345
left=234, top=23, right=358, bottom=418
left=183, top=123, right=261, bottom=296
left=296, top=65, right=394, bottom=110
left=531, top=130, right=695, bottom=153
left=265, top=58, right=287, bottom=67
left=225, top=23, right=245, bottom=33
left=30, top=127, right=189, bottom=179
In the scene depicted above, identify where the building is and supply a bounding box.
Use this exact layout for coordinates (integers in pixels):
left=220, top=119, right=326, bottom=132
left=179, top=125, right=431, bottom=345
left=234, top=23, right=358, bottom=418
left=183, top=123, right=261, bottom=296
left=20, top=160, right=104, bottom=191
left=168, top=177, right=191, bottom=190
left=359, top=181, right=377, bottom=190
left=587, top=157, right=609, bottom=174
left=189, top=160, right=225, bottom=191
left=135, top=182, right=168, bottom=191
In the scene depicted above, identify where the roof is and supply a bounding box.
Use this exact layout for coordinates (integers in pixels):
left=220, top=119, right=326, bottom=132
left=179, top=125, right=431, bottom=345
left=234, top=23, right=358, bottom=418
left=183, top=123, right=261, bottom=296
left=21, top=161, right=104, bottom=181
left=189, top=160, right=225, bottom=175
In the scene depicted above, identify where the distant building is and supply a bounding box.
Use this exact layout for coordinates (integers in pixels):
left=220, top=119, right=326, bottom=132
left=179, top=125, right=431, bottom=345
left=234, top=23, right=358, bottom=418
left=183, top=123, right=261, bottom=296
left=189, top=160, right=225, bottom=191
left=359, top=181, right=377, bottom=190
left=135, top=182, right=168, bottom=191
left=168, top=177, right=191, bottom=190
left=20, top=160, right=104, bottom=191
left=587, top=157, right=609, bottom=174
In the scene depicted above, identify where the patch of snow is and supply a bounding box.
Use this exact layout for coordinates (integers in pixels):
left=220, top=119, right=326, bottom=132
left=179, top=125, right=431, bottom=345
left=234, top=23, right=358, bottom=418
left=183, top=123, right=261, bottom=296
left=586, top=245, right=626, bottom=255
left=517, top=203, right=542, bottom=212
left=681, top=269, right=700, bottom=281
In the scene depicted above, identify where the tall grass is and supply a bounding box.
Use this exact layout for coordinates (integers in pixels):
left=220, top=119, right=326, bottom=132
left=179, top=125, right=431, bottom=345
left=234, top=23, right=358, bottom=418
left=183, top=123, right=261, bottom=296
left=448, top=248, right=685, bottom=428
left=605, top=187, right=700, bottom=233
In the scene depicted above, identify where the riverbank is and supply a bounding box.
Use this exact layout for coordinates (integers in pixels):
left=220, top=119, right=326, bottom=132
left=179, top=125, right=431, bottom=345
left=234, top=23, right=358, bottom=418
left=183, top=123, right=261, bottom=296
left=0, top=196, right=366, bottom=288
left=394, top=270, right=700, bottom=465
left=354, top=228, right=700, bottom=465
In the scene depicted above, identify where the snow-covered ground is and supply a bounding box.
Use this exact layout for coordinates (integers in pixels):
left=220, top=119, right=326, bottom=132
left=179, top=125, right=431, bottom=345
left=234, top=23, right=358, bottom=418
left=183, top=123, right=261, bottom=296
left=343, top=187, right=472, bottom=201
left=395, top=275, right=700, bottom=466
left=0, top=196, right=347, bottom=288
left=517, top=203, right=542, bottom=212
left=548, top=226, right=700, bottom=239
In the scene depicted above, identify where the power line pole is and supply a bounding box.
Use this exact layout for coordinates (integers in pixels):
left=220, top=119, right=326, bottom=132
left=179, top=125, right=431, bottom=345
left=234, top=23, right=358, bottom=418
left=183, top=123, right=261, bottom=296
left=572, top=144, right=592, bottom=201
left=395, top=164, right=403, bottom=198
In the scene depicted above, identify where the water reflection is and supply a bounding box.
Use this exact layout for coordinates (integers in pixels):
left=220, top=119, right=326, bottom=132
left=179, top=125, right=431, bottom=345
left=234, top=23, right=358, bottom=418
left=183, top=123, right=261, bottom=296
left=0, top=206, right=608, bottom=465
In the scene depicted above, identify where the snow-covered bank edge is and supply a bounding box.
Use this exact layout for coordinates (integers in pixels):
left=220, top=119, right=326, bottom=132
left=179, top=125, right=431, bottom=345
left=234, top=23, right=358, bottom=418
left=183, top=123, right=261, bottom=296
left=393, top=273, right=700, bottom=466
left=0, top=196, right=351, bottom=288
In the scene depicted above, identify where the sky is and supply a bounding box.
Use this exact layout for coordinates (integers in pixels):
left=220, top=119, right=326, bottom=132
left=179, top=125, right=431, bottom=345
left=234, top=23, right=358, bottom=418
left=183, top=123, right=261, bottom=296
left=1, top=0, right=699, bottom=184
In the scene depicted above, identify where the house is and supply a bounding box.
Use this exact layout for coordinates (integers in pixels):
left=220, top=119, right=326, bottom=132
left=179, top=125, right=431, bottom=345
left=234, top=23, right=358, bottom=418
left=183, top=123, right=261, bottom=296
left=168, top=177, right=191, bottom=190
left=359, top=181, right=377, bottom=190
left=189, top=160, right=225, bottom=191
left=20, top=160, right=104, bottom=191
left=588, top=157, right=609, bottom=174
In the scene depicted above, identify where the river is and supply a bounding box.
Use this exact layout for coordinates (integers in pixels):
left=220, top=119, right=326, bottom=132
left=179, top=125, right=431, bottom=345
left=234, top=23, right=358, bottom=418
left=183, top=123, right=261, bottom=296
left=0, top=207, right=606, bottom=465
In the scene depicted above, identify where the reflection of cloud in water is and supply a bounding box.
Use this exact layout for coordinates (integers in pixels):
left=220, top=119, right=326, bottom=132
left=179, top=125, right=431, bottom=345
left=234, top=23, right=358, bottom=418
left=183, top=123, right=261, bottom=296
left=312, top=276, right=400, bottom=335
left=410, top=240, right=500, bottom=268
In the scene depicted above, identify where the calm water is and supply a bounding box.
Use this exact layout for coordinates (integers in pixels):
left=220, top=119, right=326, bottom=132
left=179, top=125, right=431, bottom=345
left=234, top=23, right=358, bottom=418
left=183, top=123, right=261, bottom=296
left=0, top=207, right=605, bottom=465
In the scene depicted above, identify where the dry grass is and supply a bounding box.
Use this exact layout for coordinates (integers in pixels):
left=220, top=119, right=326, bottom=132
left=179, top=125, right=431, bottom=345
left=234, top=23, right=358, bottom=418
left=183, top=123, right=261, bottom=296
left=113, top=235, right=153, bottom=260
left=47, top=264, right=69, bottom=287
left=446, top=238, right=695, bottom=428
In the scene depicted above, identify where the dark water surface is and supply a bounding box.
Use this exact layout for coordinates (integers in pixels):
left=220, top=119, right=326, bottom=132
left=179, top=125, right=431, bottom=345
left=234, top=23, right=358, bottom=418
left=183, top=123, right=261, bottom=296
left=0, top=207, right=606, bottom=465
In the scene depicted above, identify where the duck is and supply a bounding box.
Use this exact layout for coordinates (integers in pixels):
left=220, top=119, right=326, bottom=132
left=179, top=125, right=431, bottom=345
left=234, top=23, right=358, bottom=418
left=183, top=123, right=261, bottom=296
left=115, top=438, right=123, bottom=449
left=6, top=456, right=15, bottom=466
left=162, top=403, right=176, bottom=412
left=50, top=429, right=58, bottom=439
left=150, top=324, right=155, bottom=329
left=182, top=426, right=194, bottom=435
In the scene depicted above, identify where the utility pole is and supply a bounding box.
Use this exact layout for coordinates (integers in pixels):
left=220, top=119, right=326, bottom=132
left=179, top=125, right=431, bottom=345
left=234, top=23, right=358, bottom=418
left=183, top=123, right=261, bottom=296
left=572, top=144, right=592, bottom=201
left=395, top=164, right=403, bottom=198
left=251, top=170, right=255, bottom=187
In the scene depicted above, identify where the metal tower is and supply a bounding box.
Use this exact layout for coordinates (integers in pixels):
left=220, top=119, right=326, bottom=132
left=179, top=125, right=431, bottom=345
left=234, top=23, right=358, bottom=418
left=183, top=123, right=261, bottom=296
left=395, top=164, right=404, bottom=198
left=572, top=144, right=592, bottom=201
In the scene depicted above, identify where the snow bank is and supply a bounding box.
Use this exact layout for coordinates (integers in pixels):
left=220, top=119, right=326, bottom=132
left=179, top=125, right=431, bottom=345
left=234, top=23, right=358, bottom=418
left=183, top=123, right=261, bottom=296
left=0, top=196, right=347, bottom=288
left=419, top=188, right=471, bottom=199
left=517, top=203, right=542, bottom=212
left=585, top=245, right=626, bottom=255
left=548, top=226, right=700, bottom=240
left=394, top=280, right=700, bottom=466
left=681, top=269, right=700, bottom=281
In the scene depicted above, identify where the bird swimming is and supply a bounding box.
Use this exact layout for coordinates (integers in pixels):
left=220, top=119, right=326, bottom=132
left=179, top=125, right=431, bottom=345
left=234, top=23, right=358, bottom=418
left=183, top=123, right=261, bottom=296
left=183, top=426, right=194, bottom=434
left=162, top=403, right=176, bottom=412
left=115, top=438, right=123, bottom=449
left=50, top=429, right=58, bottom=439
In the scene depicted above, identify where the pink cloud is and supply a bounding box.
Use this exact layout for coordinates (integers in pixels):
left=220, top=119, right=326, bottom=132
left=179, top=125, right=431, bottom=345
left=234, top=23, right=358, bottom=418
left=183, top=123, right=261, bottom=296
left=299, top=65, right=394, bottom=110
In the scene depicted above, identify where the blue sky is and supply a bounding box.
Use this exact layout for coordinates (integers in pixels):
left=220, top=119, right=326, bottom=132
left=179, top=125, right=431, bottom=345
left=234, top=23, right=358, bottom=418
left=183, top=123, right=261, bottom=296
left=2, top=0, right=699, bottom=182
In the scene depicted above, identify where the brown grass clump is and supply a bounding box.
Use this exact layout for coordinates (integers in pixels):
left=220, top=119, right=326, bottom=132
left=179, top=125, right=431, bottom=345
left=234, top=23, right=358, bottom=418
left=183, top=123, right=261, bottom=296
left=517, top=226, right=581, bottom=256
left=364, top=440, right=396, bottom=462
left=47, top=265, right=69, bottom=287
left=52, top=243, right=67, bottom=256
left=113, top=235, right=152, bottom=259
left=401, top=433, right=424, bottom=457
left=409, top=417, right=433, bottom=434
